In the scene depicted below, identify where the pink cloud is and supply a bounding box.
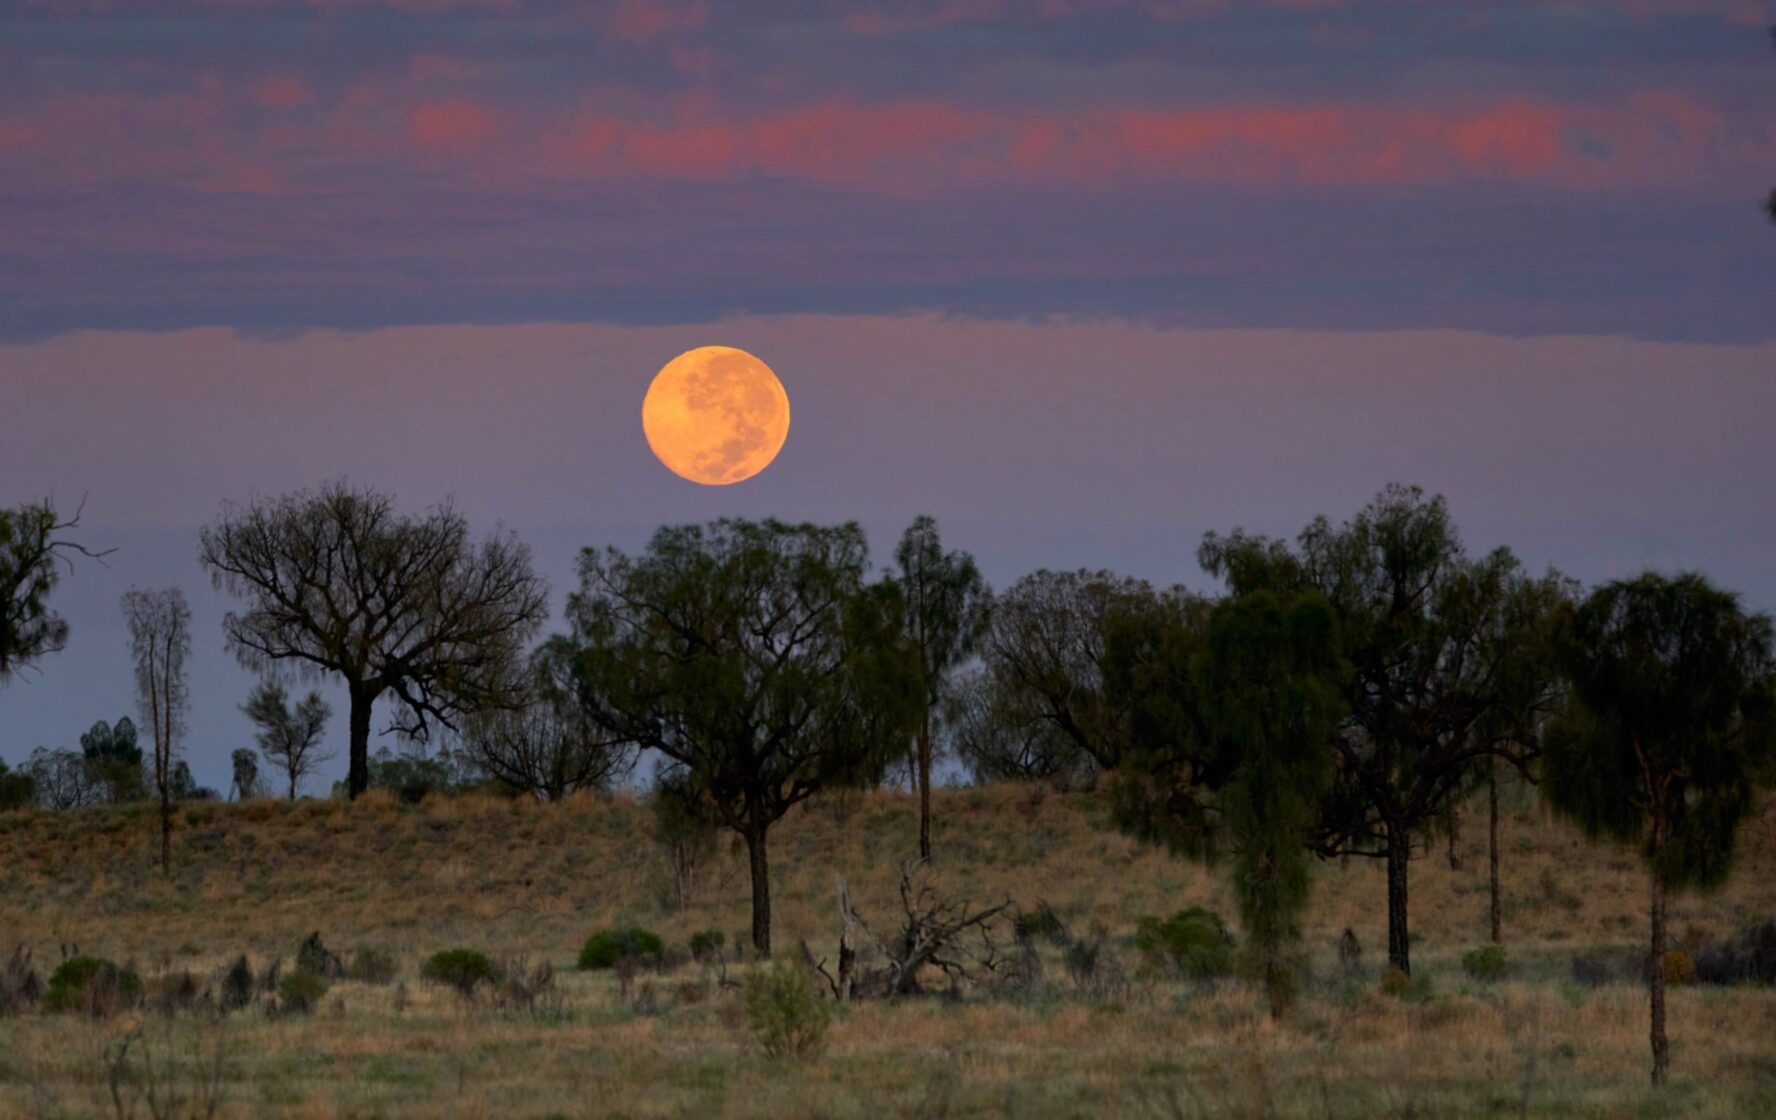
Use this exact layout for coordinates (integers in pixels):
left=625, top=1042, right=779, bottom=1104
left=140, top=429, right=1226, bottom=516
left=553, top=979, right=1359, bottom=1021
left=409, top=100, right=500, bottom=149
left=251, top=77, right=315, bottom=111
left=606, top=0, right=708, bottom=41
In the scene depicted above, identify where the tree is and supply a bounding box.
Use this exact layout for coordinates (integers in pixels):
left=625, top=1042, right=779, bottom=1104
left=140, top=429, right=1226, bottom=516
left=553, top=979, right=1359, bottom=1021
left=982, top=570, right=1160, bottom=772
left=1200, top=485, right=1568, bottom=973
left=1543, top=572, right=1776, bottom=1086
left=0, top=498, right=110, bottom=684
left=122, top=586, right=191, bottom=875
left=242, top=680, right=333, bottom=799
left=459, top=639, right=634, bottom=801
left=566, top=519, right=921, bottom=955
left=229, top=748, right=264, bottom=801
left=0, top=758, right=34, bottom=811
left=199, top=482, right=549, bottom=798
left=893, top=515, right=990, bottom=860
left=943, top=665, right=1092, bottom=785
left=79, top=717, right=144, bottom=803
left=24, top=747, right=101, bottom=809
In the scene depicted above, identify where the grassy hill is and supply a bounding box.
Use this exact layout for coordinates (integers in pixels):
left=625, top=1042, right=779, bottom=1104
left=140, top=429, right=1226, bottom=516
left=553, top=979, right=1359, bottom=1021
left=2, top=780, right=1774, bottom=1118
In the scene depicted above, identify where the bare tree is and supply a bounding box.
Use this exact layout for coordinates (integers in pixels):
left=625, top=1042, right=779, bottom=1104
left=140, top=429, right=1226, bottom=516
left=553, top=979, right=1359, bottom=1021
left=199, top=482, right=549, bottom=798
left=0, top=497, right=110, bottom=684
left=242, top=680, right=333, bottom=799
left=122, top=587, right=191, bottom=875
left=459, top=640, right=634, bottom=801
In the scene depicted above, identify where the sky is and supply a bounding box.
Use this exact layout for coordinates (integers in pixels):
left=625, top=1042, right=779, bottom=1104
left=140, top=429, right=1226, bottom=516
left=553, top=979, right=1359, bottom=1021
left=2, top=1, right=1774, bottom=790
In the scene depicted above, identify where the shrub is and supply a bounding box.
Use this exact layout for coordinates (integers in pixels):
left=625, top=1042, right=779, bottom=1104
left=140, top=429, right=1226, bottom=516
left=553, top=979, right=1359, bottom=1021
left=1, top=946, right=43, bottom=1016
left=1695, top=920, right=1776, bottom=986
left=1134, top=908, right=1234, bottom=979
left=347, top=948, right=399, bottom=985
left=421, top=949, right=499, bottom=996
left=1570, top=954, right=1613, bottom=987
left=1015, top=902, right=1068, bottom=946
left=220, top=955, right=255, bottom=1012
left=1660, top=950, right=1695, bottom=986
left=1461, top=945, right=1509, bottom=982
left=1379, top=964, right=1435, bottom=1003
left=277, top=969, right=329, bottom=1015
left=744, top=960, right=830, bottom=1060
left=689, top=930, right=726, bottom=962
left=295, top=932, right=343, bottom=979
left=578, top=927, right=664, bottom=971
left=43, top=956, right=141, bottom=1015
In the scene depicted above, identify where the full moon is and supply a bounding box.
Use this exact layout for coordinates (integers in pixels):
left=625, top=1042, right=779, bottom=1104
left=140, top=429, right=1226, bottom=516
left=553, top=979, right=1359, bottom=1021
left=641, top=346, right=791, bottom=486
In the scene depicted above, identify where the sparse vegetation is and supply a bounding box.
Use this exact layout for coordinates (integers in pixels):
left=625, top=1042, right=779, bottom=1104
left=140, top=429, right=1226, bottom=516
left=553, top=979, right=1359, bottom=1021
left=578, top=928, right=664, bottom=971
left=420, top=948, right=498, bottom=996
left=744, top=959, right=830, bottom=1060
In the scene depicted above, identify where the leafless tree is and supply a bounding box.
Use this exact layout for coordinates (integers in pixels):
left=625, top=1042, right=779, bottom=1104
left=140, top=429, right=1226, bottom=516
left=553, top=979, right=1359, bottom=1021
left=242, top=680, right=333, bottom=799
left=459, top=640, right=634, bottom=801
left=199, top=482, right=549, bottom=798
left=122, top=587, right=191, bottom=875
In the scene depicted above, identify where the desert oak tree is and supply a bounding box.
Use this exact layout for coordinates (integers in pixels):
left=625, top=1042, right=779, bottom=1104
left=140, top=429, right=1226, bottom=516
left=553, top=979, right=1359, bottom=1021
left=199, top=483, right=548, bottom=798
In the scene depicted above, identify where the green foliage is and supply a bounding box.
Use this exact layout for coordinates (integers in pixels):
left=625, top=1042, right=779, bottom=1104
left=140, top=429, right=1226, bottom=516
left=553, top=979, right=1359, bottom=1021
left=744, top=960, right=830, bottom=1060
left=0, top=758, right=34, bottom=811
left=1378, top=964, right=1435, bottom=1003
left=1461, top=945, right=1509, bottom=981
left=420, top=949, right=498, bottom=995
left=1545, top=572, right=1776, bottom=891
left=688, top=930, right=726, bottom=961
left=578, top=928, right=664, bottom=970
left=81, top=717, right=145, bottom=803
left=43, top=955, right=141, bottom=1014
left=0, top=500, right=104, bottom=683
left=1134, top=908, right=1234, bottom=979
left=277, top=969, right=329, bottom=1015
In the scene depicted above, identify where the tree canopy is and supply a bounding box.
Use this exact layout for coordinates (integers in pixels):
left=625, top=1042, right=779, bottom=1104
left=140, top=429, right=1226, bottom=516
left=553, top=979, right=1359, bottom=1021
left=0, top=499, right=108, bottom=684
left=199, top=482, right=549, bottom=797
left=565, top=518, right=922, bottom=954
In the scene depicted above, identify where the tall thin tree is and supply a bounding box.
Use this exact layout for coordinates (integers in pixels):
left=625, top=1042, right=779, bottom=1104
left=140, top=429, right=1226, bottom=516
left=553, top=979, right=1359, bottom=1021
left=122, top=587, right=191, bottom=875
left=894, top=515, right=989, bottom=860
left=1544, top=572, right=1776, bottom=1086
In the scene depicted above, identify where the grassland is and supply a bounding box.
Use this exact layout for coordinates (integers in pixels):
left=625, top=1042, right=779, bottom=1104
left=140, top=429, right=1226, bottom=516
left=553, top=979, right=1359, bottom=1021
left=2, top=779, right=1774, bottom=1119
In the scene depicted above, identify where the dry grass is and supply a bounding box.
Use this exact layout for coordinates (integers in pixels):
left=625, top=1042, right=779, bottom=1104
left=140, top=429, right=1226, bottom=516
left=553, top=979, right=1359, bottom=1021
left=2, top=778, right=1774, bottom=1118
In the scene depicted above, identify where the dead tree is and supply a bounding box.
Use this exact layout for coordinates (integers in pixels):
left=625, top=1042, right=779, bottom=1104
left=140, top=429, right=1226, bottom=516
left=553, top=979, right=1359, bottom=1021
left=812, top=860, right=1011, bottom=1000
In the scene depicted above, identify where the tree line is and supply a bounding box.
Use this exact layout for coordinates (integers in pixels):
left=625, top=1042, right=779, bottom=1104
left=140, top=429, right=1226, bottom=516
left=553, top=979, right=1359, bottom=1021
left=3, top=480, right=1773, bottom=1085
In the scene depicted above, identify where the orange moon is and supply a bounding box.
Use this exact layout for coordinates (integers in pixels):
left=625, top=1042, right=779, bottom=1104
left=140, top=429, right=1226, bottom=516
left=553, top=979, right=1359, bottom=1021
left=641, top=346, right=791, bottom=486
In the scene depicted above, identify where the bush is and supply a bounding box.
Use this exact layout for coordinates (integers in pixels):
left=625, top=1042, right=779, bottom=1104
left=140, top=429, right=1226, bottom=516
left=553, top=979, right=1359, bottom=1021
left=1134, top=908, right=1234, bottom=979
left=43, top=956, right=141, bottom=1015
left=421, top=949, right=499, bottom=996
left=1660, top=950, right=1695, bottom=986
left=295, top=932, right=343, bottom=979
left=1015, top=902, right=1068, bottom=946
left=220, top=955, right=255, bottom=1012
left=1695, top=920, right=1776, bottom=986
left=578, top=927, right=664, bottom=971
left=347, top=948, right=399, bottom=985
left=1461, top=945, right=1509, bottom=982
left=1, top=946, right=43, bottom=1016
left=689, top=930, right=726, bottom=962
left=277, top=969, right=329, bottom=1015
left=1570, top=954, right=1614, bottom=987
left=1379, top=964, right=1435, bottom=1003
left=744, top=960, right=830, bottom=1060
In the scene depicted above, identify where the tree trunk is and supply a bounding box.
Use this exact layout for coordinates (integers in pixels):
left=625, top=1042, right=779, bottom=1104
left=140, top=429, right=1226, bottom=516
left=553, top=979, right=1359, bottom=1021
left=289, top=769, right=299, bottom=801
left=1649, top=866, right=1670, bottom=1086
left=160, top=791, right=172, bottom=875
left=1488, top=759, right=1502, bottom=944
left=347, top=683, right=372, bottom=799
left=1386, top=823, right=1412, bottom=975
left=918, top=718, right=933, bottom=862
left=745, top=822, right=772, bottom=958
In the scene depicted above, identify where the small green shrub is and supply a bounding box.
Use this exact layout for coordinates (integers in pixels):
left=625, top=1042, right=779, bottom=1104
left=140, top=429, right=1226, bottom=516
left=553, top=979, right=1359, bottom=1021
left=420, top=949, right=499, bottom=996
left=1134, top=907, right=1233, bottom=979
left=1379, top=964, right=1435, bottom=1003
left=744, top=960, right=830, bottom=1060
left=277, top=969, right=329, bottom=1015
left=689, top=930, right=726, bottom=961
left=1462, top=945, right=1509, bottom=982
left=43, top=956, right=141, bottom=1015
left=348, top=948, right=399, bottom=985
left=578, top=927, right=664, bottom=971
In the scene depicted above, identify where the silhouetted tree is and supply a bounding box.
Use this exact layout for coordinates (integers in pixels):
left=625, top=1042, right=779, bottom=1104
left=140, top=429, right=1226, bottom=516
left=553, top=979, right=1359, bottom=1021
left=944, top=665, right=1092, bottom=785
left=199, top=482, right=549, bottom=798
left=122, top=586, right=191, bottom=874
left=460, top=639, right=635, bottom=801
left=566, top=519, right=921, bottom=955
left=80, top=717, right=143, bottom=803
left=983, top=570, right=1160, bottom=772
left=243, top=680, right=333, bottom=799
left=1200, top=485, right=1569, bottom=973
left=0, top=758, right=34, bottom=811
left=229, top=748, right=264, bottom=801
left=24, top=747, right=100, bottom=809
left=1544, top=572, right=1776, bottom=1086
left=0, top=498, right=109, bottom=684
left=894, top=515, right=990, bottom=860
